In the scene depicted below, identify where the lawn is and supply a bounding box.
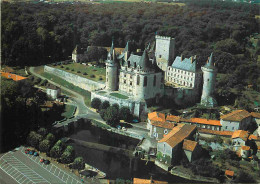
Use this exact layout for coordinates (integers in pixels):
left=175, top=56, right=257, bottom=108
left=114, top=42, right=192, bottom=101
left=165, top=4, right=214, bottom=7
left=61, top=104, right=76, bottom=118
left=110, top=92, right=129, bottom=99
left=39, top=71, right=92, bottom=106
left=51, top=63, right=106, bottom=82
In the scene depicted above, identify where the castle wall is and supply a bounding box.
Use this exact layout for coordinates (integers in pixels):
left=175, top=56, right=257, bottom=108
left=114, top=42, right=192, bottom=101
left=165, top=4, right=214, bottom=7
left=91, top=91, right=147, bottom=117
left=44, top=65, right=105, bottom=91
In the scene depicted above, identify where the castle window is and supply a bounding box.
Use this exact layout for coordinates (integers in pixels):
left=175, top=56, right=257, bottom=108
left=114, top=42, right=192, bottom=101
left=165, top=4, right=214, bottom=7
left=153, top=75, right=156, bottom=86
left=128, top=61, right=130, bottom=67
left=124, top=80, right=126, bottom=84
left=208, top=79, right=209, bottom=81
left=190, top=83, right=192, bottom=87
left=159, top=55, right=162, bottom=58
left=144, top=76, right=147, bottom=87
left=124, top=74, right=126, bottom=77
left=130, top=82, right=132, bottom=86
left=134, top=62, right=137, bottom=68
left=137, top=75, right=140, bottom=85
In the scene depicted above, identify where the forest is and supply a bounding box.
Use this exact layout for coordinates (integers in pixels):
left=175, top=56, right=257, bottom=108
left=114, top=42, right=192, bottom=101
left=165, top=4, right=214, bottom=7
left=1, top=1, right=260, bottom=109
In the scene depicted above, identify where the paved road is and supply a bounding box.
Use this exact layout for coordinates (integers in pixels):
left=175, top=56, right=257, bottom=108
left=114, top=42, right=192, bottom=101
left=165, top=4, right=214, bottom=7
left=0, top=147, right=82, bottom=184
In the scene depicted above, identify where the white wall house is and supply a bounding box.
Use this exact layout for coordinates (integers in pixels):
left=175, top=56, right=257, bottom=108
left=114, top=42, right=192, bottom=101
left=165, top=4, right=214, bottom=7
left=46, top=85, right=61, bottom=99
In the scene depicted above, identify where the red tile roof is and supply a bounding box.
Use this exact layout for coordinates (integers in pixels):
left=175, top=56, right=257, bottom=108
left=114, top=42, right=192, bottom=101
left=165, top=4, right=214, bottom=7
left=220, top=110, right=251, bottom=122
left=166, top=115, right=181, bottom=122
left=150, top=121, right=175, bottom=129
left=182, top=139, right=198, bottom=152
left=198, top=129, right=233, bottom=137
left=148, top=112, right=165, bottom=122
left=249, top=134, right=260, bottom=140
left=251, top=112, right=260, bottom=119
left=133, top=178, right=168, bottom=184
left=225, top=170, right=234, bottom=177
left=158, top=124, right=197, bottom=148
left=231, top=130, right=249, bottom=141
left=186, top=118, right=221, bottom=126
left=1, top=72, right=27, bottom=81
left=241, top=146, right=250, bottom=151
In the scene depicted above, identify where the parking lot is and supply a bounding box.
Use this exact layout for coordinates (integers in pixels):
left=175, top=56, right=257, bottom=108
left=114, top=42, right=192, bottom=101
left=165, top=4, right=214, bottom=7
left=0, top=146, right=82, bottom=184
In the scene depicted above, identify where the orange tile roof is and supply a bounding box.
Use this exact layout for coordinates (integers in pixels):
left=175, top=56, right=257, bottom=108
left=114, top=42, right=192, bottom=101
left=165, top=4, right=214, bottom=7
left=150, top=121, right=175, bottom=129
left=241, top=146, right=250, bottom=151
left=166, top=115, right=181, bottom=122
left=186, top=118, right=221, bottom=126
left=225, top=170, right=234, bottom=177
left=249, top=134, right=259, bottom=140
left=133, top=178, right=168, bottom=184
left=158, top=124, right=197, bottom=148
left=220, top=110, right=251, bottom=122
left=251, top=112, right=260, bottom=119
left=231, top=130, right=249, bottom=141
left=258, top=146, right=260, bottom=150
left=148, top=112, right=165, bottom=122
left=182, top=139, right=198, bottom=152
left=1, top=72, right=27, bottom=81
left=198, top=129, right=233, bottom=137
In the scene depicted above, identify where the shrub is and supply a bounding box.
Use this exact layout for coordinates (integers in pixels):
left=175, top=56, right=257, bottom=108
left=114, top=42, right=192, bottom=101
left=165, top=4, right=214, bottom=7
left=90, top=74, right=95, bottom=78
left=50, top=145, right=63, bottom=158
left=234, top=171, right=256, bottom=183
left=100, top=100, right=110, bottom=110
left=27, top=131, right=43, bottom=148
left=34, top=77, right=42, bottom=84
left=71, top=69, right=74, bottom=71
left=60, top=151, right=74, bottom=164
left=83, top=72, right=87, bottom=75
left=104, top=106, right=119, bottom=126
left=65, top=67, right=69, bottom=70
left=119, top=107, right=132, bottom=122
left=60, top=65, right=64, bottom=68
left=112, top=103, right=119, bottom=111
left=46, top=133, right=56, bottom=145
left=99, top=77, right=103, bottom=80
left=91, top=98, right=101, bottom=109
left=77, top=71, right=81, bottom=73
left=37, top=127, right=48, bottom=137
left=40, top=79, right=48, bottom=86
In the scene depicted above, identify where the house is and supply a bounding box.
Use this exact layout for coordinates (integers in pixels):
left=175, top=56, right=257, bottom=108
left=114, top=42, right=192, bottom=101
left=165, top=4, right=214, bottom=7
left=231, top=130, right=249, bottom=151
left=240, top=146, right=251, bottom=159
left=147, top=112, right=175, bottom=140
left=220, top=110, right=252, bottom=131
left=198, top=129, right=233, bottom=137
left=157, top=124, right=197, bottom=166
left=133, top=177, right=168, bottom=184
left=46, top=84, right=61, bottom=99
left=225, top=170, right=234, bottom=179
left=182, top=139, right=201, bottom=162
left=251, top=112, right=260, bottom=136
left=72, top=45, right=86, bottom=63
left=182, top=118, right=222, bottom=131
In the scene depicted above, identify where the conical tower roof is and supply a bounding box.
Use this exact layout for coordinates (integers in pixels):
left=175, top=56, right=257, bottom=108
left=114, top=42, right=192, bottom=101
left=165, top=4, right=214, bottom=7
left=204, top=53, right=216, bottom=70
left=139, top=49, right=153, bottom=70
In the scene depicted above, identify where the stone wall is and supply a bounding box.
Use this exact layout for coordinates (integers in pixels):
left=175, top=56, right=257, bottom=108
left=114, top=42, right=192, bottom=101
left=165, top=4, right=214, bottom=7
left=44, top=65, right=105, bottom=91
left=91, top=91, right=147, bottom=117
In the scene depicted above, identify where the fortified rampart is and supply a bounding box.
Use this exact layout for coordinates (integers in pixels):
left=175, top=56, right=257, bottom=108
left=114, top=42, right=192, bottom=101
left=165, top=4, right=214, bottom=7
left=44, top=65, right=105, bottom=91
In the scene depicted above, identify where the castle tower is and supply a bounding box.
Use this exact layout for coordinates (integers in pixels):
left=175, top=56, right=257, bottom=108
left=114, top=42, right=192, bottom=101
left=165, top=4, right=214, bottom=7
left=155, top=35, right=175, bottom=70
left=200, top=53, right=217, bottom=107
left=105, top=41, right=118, bottom=91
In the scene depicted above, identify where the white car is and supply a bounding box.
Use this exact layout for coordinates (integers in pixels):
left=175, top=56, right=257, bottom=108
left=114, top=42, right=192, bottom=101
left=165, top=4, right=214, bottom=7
left=122, top=127, right=127, bottom=131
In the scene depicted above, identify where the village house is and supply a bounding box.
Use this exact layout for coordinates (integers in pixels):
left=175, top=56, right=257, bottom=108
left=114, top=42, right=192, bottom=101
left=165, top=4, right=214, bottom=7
left=220, top=110, right=252, bottom=131
left=231, top=130, right=249, bottom=151
left=46, top=84, right=61, bottom=99
left=182, top=139, right=201, bottom=162
left=251, top=112, right=260, bottom=136
left=240, top=146, right=251, bottom=159
left=156, top=124, right=198, bottom=166
left=181, top=118, right=222, bottom=131
left=147, top=112, right=175, bottom=140
left=225, top=170, right=235, bottom=180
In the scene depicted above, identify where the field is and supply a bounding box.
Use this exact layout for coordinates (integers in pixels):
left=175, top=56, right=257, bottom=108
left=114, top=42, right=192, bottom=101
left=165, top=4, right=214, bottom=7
left=52, top=63, right=106, bottom=82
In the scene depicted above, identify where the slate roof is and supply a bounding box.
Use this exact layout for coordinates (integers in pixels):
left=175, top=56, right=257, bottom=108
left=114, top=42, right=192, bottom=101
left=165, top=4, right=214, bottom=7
left=231, top=130, right=249, bottom=141
left=203, top=53, right=216, bottom=70
left=158, top=124, right=197, bottom=148
left=221, top=110, right=251, bottom=122
left=171, top=56, right=196, bottom=72
left=182, top=139, right=198, bottom=152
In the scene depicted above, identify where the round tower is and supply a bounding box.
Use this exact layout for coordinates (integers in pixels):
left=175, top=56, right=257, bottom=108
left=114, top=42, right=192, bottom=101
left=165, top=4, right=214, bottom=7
left=200, top=53, right=217, bottom=107
left=105, top=42, right=118, bottom=91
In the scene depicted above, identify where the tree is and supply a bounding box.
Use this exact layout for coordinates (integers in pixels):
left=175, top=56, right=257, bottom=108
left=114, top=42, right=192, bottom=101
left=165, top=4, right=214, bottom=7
left=234, top=171, right=256, bottom=183
left=91, top=98, right=101, bottom=109
left=46, top=133, right=56, bottom=145
left=112, top=103, right=119, bottom=111
left=27, top=131, right=43, bottom=148
left=119, top=106, right=132, bottom=122
left=104, top=106, right=119, bottom=126
left=73, top=157, right=85, bottom=170
left=37, top=127, right=48, bottom=137
left=100, top=100, right=110, bottom=110
left=60, top=151, right=74, bottom=164
left=50, top=145, right=63, bottom=158
left=39, top=139, right=51, bottom=153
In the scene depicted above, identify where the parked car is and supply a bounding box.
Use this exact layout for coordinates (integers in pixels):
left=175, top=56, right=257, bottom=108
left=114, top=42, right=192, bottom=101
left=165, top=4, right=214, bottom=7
left=33, top=152, right=39, bottom=156
left=116, top=125, right=121, bottom=130
left=29, top=150, right=35, bottom=155
left=44, top=160, right=50, bottom=165
left=122, top=127, right=127, bottom=131
left=132, top=119, right=139, bottom=123
left=40, top=158, right=45, bottom=163
left=25, top=148, right=31, bottom=151
left=25, top=150, right=29, bottom=154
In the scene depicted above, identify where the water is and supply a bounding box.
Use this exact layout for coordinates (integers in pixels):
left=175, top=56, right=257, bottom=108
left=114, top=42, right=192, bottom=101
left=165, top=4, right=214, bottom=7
left=68, top=124, right=192, bottom=182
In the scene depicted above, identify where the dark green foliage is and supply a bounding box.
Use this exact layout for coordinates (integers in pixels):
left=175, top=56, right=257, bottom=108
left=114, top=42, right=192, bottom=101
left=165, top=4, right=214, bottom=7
left=100, top=100, right=110, bottom=110
left=90, top=74, right=95, bottom=78
left=39, top=139, right=51, bottom=153
left=27, top=131, right=43, bottom=148
left=112, top=103, right=119, bottom=111
left=91, top=98, right=101, bottom=109
left=119, top=106, right=132, bottom=122
left=46, top=133, right=56, bottom=145
left=66, top=67, right=69, bottom=70
left=50, top=145, right=63, bottom=158
left=214, top=149, right=241, bottom=162
left=104, top=106, right=119, bottom=126
left=60, top=151, right=74, bottom=164
left=72, top=157, right=85, bottom=170
left=37, top=127, right=48, bottom=137
left=234, top=171, right=256, bottom=183
left=60, top=65, right=64, bottom=68
left=71, top=69, right=74, bottom=72
left=77, top=71, right=80, bottom=73
left=83, top=72, right=87, bottom=75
